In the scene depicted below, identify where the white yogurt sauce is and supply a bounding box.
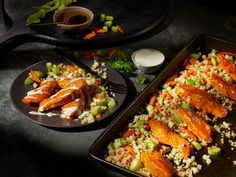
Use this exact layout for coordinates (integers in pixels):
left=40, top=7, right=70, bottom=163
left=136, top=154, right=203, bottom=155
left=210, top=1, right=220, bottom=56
left=132, top=48, right=164, bottom=67
left=29, top=111, right=60, bottom=117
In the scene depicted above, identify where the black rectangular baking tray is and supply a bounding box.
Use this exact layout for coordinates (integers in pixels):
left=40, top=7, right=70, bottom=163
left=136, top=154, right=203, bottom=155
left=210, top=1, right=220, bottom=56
left=89, top=34, right=236, bottom=177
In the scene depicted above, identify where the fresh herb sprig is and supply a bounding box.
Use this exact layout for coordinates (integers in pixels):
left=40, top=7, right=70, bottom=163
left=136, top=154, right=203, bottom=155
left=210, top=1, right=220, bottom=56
left=105, top=49, right=136, bottom=76
left=138, top=74, right=149, bottom=85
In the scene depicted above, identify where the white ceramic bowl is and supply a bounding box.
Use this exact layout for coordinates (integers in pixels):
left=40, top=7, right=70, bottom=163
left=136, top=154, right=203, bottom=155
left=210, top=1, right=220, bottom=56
left=131, top=48, right=165, bottom=73
left=53, top=6, right=94, bottom=31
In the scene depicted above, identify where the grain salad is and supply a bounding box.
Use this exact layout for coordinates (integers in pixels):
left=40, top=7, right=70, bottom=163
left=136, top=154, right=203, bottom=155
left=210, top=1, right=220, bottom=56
left=104, top=49, right=236, bottom=177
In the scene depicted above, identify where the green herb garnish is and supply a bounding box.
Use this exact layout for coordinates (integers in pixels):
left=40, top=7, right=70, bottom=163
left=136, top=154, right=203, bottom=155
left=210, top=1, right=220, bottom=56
left=138, top=74, right=149, bottom=84
left=105, top=49, right=136, bottom=76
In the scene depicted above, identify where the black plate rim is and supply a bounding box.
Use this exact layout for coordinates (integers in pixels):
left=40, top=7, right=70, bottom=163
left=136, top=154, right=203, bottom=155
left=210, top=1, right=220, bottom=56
left=0, top=0, right=170, bottom=51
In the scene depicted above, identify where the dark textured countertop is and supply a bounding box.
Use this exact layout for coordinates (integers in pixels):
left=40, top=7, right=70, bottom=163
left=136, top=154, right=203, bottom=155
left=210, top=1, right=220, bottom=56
left=1, top=1, right=236, bottom=177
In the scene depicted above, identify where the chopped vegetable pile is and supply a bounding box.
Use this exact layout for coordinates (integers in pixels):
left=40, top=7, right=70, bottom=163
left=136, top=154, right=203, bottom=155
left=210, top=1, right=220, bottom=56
left=83, top=13, right=124, bottom=40
left=73, top=48, right=136, bottom=76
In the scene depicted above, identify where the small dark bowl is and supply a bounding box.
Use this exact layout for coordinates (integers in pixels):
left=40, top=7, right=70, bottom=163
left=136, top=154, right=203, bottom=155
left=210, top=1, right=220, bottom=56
left=53, top=6, right=94, bottom=31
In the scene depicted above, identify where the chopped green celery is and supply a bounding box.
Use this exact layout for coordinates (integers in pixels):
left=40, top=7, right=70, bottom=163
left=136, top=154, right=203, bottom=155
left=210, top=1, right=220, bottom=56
left=129, top=158, right=143, bottom=171
left=93, top=56, right=99, bottom=61
left=192, top=141, right=202, bottom=151
left=113, top=138, right=127, bottom=148
left=174, top=116, right=183, bottom=124
left=35, top=71, right=45, bottom=78
left=223, top=75, right=232, bottom=82
left=146, top=104, right=154, bottom=116
left=100, top=13, right=106, bottom=22
left=190, top=52, right=201, bottom=60
left=155, top=113, right=163, bottom=120
left=108, top=142, right=114, bottom=151
left=181, top=103, right=191, bottom=111
left=108, top=98, right=116, bottom=110
left=138, top=74, right=149, bottom=85
left=24, top=76, right=33, bottom=85
left=63, top=71, right=69, bottom=76
left=186, top=79, right=195, bottom=86
left=98, top=99, right=108, bottom=106
left=162, top=83, right=169, bottom=90
left=52, top=66, right=61, bottom=75
left=102, top=25, right=108, bottom=32
left=208, top=49, right=217, bottom=57
left=211, top=56, right=218, bottom=66
left=224, top=55, right=234, bottom=61
left=91, top=106, right=102, bottom=116
left=195, top=79, right=202, bottom=87
left=46, top=62, right=53, bottom=69
left=133, top=120, right=145, bottom=128
left=105, top=15, right=114, bottom=21
left=157, top=96, right=163, bottom=106
left=207, top=146, right=221, bottom=156
left=104, top=20, right=113, bottom=27
left=140, top=127, right=149, bottom=136
left=146, top=141, right=157, bottom=150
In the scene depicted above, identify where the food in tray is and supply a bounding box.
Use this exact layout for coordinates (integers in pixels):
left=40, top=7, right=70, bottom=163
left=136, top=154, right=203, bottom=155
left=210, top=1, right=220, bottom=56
left=104, top=49, right=236, bottom=176
left=21, top=61, right=117, bottom=124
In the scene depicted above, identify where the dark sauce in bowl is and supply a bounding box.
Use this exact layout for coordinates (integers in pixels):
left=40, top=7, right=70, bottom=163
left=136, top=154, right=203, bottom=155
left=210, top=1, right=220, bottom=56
left=68, top=15, right=87, bottom=25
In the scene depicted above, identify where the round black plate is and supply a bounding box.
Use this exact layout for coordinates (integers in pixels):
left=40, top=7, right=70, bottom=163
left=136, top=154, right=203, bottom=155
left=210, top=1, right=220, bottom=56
left=0, top=0, right=170, bottom=50
left=10, top=56, right=128, bottom=129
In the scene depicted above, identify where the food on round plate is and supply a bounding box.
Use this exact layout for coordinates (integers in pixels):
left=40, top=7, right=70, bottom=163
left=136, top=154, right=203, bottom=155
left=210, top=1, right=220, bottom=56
left=21, top=61, right=117, bottom=125
left=104, top=49, right=236, bottom=177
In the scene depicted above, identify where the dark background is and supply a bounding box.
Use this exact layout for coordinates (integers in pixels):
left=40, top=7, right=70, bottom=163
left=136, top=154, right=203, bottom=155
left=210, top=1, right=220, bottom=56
left=1, top=0, right=236, bottom=177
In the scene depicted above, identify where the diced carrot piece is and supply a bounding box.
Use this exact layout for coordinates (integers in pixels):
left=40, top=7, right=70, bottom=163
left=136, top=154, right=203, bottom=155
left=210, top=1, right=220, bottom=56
left=94, top=27, right=107, bottom=33
left=83, top=31, right=96, bottom=40
left=124, top=145, right=135, bottom=155
left=67, top=65, right=78, bottom=71
left=30, top=70, right=41, bottom=83
left=167, top=80, right=177, bottom=86
left=187, top=69, right=197, bottom=76
left=220, top=51, right=236, bottom=57
left=166, top=73, right=178, bottom=82
left=116, top=25, right=124, bottom=33
left=189, top=58, right=197, bottom=65
left=200, top=77, right=207, bottom=85
left=203, top=66, right=211, bottom=73
left=149, top=95, right=157, bottom=106
left=107, top=48, right=117, bottom=58
left=165, top=91, right=173, bottom=100
left=95, top=79, right=101, bottom=86
left=123, top=129, right=136, bottom=138
left=81, top=52, right=96, bottom=59
left=154, top=104, right=162, bottom=113
left=95, top=113, right=102, bottom=119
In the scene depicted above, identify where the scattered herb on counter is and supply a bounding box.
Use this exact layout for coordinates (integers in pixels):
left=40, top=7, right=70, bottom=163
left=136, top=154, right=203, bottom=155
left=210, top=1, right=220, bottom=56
left=105, top=49, right=136, bottom=76
left=26, top=0, right=77, bottom=25
left=71, top=48, right=136, bottom=75
left=137, top=74, right=149, bottom=85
